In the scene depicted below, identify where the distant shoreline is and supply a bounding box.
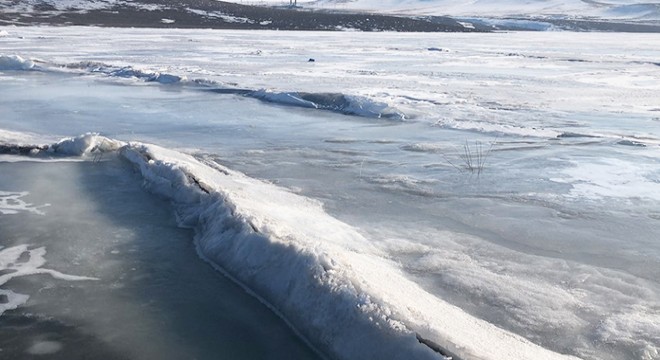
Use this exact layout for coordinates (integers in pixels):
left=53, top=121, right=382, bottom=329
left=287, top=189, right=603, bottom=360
left=2, top=0, right=659, bottom=32
left=0, top=0, right=479, bottom=32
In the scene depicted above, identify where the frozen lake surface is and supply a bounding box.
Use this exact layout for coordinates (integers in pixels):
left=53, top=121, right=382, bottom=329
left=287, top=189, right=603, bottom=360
left=1, top=27, right=659, bottom=360
left=0, top=158, right=320, bottom=359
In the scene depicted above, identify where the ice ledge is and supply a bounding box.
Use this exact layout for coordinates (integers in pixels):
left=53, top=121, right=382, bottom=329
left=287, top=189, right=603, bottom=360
left=117, top=141, right=582, bottom=360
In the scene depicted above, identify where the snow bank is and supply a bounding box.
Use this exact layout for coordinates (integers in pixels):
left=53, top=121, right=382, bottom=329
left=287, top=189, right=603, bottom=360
left=117, top=141, right=581, bottom=360
left=0, top=55, right=35, bottom=70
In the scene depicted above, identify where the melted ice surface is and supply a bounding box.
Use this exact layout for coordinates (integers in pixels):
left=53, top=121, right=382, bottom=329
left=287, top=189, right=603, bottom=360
left=0, top=245, right=98, bottom=315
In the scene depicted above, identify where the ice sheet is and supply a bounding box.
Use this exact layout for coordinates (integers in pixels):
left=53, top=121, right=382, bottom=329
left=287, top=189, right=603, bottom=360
left=0, top=245, right=98, bottom=315
left=0, top=27, right=659, bottom=360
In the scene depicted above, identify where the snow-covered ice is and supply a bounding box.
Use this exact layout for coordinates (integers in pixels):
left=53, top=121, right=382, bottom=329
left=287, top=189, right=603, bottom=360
left=1, top=26, right=659, bottom=360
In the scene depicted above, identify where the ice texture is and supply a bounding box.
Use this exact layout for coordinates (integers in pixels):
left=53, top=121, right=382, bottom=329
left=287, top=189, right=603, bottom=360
left=0, top=27, right=658, bottom=360
left=0, top=245, right=98, bottom=316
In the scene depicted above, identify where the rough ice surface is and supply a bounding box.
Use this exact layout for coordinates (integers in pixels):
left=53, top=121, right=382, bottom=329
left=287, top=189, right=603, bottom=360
left=0, top=55, right=35, bottom=71
left=0, top=27, right=659, bottom=360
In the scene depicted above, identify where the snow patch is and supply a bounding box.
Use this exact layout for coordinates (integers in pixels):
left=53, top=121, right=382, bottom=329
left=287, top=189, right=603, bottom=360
left=0, top=191, right=49, bottom=215
left=0, top=245, right=98, bottom=316
left=552, top=158, right=660, bottom=201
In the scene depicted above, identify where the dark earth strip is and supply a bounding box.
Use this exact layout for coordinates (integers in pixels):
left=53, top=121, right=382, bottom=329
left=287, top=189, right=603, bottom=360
left=0, top=0, right=479, bottom=32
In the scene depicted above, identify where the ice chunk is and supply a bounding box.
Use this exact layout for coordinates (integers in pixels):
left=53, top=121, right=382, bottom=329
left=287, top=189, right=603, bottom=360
left=0, top=55, right=35, bottom=70
left=50, top=133, right=124, bottom=156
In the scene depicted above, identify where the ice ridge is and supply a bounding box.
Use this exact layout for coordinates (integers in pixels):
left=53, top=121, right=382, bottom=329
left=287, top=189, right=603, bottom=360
left=0, top=55, right=406, bottom=120
left=0, top=133, right=583, bottom=360
left=116, top=141, right=581, bottom=360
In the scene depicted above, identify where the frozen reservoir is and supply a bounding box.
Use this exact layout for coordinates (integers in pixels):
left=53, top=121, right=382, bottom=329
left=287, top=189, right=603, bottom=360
left=0, top=158, right=320, bottom=359
left=1, top=27, right=659, bottom=360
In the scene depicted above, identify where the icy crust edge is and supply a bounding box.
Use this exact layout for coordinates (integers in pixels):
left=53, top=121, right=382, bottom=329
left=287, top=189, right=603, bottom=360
left=117, top=142, right=582, bottom=360
left=0, top=54, right=405, bottom=121
left=0, top=133, right=124, bottom=157
left=251, top=90, right=406, bottom=120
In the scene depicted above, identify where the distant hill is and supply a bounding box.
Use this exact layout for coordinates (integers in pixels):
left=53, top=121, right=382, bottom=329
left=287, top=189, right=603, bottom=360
left=0, top=0, right=477, bottom=31
left=1, top=0, right=659, bottom=31
left=223, top=0, right=660, bottom=22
